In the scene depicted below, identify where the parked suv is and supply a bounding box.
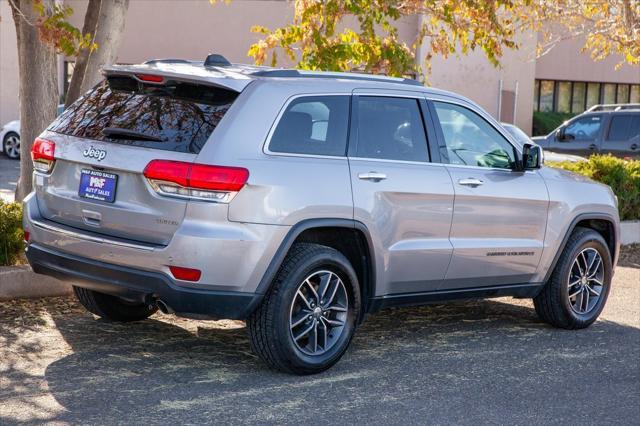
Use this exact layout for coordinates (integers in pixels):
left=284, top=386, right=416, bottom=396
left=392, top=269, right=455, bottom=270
left=24, top=55, right=620, bottom=374
left=532, top=104, right=640, bottom=157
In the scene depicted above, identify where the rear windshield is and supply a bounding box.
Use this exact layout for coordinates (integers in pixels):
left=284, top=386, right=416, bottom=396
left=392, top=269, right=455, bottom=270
left=48, top=76, right=238, bottom=153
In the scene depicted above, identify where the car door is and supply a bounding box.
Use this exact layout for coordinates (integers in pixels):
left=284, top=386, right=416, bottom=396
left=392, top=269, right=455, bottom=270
left=601, top=113, right=640, bottom=158
left=551, top=114, right=604, bottom=156
left=429, top=99, right=549, bottom=289
left=348, top=91, right=455, bottom=296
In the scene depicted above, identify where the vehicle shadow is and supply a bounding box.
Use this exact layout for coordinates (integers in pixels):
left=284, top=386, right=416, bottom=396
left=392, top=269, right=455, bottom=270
left=8, top=295, right=635, bottom=424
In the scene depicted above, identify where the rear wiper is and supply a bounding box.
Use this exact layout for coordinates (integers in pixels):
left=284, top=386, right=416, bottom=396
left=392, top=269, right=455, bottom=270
left=102, top=127, right=165, bottom=142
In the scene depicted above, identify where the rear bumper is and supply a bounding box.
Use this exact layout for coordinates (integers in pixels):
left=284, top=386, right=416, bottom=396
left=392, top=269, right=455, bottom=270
left=26, top=243, right=262, bottom=320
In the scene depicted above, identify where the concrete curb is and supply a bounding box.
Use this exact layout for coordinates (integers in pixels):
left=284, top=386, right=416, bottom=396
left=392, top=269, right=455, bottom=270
left=620, top=220, right=640, bottom=245
left=0, top=266, right=72, bottom=300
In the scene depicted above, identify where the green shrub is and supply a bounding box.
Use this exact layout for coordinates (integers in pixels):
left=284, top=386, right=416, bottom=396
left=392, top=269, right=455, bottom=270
left=532, top=111, right=576, bottom=136
left=0, top=201, right=24, bottom=266
left=547, top=155, right=640, bottom=221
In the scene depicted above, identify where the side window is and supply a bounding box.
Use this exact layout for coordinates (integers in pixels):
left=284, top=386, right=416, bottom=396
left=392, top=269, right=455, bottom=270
left=564, top=116, right=602, bottom=141
left=607, top=115, right=640, bottom=141
left=269, top=96, right=349, bottom=156
left=433, top=102, right=516, bottom=169
left=354, top=96, right=429, bottom=162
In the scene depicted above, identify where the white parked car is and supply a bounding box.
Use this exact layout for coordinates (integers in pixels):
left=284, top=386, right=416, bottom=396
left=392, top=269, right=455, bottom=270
left=0, top=119, right=20, bottom=159
left=1, top=105, right=64, bottom=160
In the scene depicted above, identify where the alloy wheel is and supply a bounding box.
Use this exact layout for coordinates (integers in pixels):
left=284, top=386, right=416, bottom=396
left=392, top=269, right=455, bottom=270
left=289, top=270, right=348, bottom=356
left=4, top=134, right=20, bottom=159
left=567, top=248, right=604, bottom=315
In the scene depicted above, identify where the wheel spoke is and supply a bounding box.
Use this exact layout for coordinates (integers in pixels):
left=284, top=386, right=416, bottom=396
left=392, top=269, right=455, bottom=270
left=290, top=310, right=311, bottom=329
left=575, top=256, right=585, bottom=276
left=588, top=258, right=602, bottom=278
left=569, top=287, right=582, bottom=298
left=569, top=278, right=582, bottom=288
left=582, top=288, right=590, bottom=312
left=318, top=273, right=331, bottom=302
left=327, top=305, right=347, bottom=312
left=294, top=321, right=315, bottom=341
left=324, top=318, right=345, bottom=327
left=304, top=279, right=319, bottom=302
left=325, top=278, right=341, bottom=306
left=586, top=284, right=601, bottom=297
left=311, top=322, right=318, bottom=352
left=296, top=290, right=312, bottom=310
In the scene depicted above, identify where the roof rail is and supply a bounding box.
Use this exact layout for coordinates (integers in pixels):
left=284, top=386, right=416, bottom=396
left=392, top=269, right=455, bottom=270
left=250, top=69, right=423, bottom=87
left=144, top=59, right=192, bottom=65
left=586, top=103, right=640, bottom=112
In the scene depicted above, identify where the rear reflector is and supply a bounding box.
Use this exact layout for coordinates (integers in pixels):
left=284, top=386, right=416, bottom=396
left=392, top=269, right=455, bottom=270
left=135, top=74, right=164, bottom=83
left=143, top=160, right=249, bottom=203
left=23, top=230, right=30, bottom=242
left=169, top=265, right=201, bottom=282
left=31, top=138, right=56, bottom=173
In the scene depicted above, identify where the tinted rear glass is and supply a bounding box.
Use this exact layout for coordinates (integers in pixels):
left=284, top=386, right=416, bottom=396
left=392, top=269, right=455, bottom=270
left=49, top=77, right=238, bottom=153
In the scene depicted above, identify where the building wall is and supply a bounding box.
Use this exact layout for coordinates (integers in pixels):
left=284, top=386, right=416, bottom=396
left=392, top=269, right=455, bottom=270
left=536, top=36, right=640, bottom=84
left=425, top=29, right=538, bottom=133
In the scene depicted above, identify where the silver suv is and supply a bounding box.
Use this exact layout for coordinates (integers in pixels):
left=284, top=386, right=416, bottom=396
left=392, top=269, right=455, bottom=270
left=24, top=55, right=620, bottom=374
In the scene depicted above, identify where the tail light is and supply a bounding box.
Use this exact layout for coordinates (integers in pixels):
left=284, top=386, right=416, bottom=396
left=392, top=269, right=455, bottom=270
left=23, top=230, right=30, bottom=243
left=143, top=160, right=249, bottom=203
left=31, top=138, right=56, bottom=173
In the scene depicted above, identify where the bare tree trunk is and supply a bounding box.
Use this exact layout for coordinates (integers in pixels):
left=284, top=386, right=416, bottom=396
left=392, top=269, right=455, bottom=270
left=64, top=0, right=102, bottom=108
left=10, top=0, right=59, bottom=202
left=77, top=0, right=129, bottom=98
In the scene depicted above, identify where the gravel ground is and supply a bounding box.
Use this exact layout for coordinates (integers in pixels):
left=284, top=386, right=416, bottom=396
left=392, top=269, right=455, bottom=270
left=1, top=248, right=638, bottom=425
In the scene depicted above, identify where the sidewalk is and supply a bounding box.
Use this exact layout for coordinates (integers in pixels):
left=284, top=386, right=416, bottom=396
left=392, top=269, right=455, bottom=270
left=0, top=157, right=19, bottom=203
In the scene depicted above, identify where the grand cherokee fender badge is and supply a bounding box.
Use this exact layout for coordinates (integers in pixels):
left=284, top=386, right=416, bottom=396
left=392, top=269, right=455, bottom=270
left=83, top=146, right=107, bottom=161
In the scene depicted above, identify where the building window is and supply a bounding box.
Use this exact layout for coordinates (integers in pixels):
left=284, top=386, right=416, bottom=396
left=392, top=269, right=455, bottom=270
left=556, top=82, right=572, bottom=113
left=631, top=85, right=640, bottom=104
left=617, top=84, right=630, bottom=103
left=586, top=83, right=600, bottom=109
left=539, top=80, right=554, bottom=112
left=603, top=83, right=616, bottom=104
left=534, top=79, right=636, bottom=113
left=572, top=82, right=586, bottom=113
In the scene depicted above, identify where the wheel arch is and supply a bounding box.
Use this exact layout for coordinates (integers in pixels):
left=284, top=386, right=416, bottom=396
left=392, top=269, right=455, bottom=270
left=544, top=212, right=619, bottom=283
left=254, top=219, right=376, bottom=322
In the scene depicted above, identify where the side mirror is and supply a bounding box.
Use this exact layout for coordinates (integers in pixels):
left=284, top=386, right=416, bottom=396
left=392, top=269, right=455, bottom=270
left=521, top=143, right=543, bottom=170
left=556, top=127, right=574, bottom=142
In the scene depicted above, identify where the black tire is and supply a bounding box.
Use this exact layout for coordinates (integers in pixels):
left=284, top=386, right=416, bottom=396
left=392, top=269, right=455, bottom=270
left=534, top=227, right=612, bottom=329
left=247, top=243, right=361, bottom=375
left=2, top=132, right=20, bottom=159
left=73, top=286, right=157, bottom=322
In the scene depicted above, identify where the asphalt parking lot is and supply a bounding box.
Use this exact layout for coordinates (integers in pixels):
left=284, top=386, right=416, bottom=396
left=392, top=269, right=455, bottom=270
left=1, top=248, right=638, bottom=425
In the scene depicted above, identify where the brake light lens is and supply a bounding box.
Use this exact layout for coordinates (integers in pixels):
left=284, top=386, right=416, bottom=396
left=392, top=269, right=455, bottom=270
left=143, top=160, right=249, bottom=203
left=135, top=74, right=164, bottom=83
left=23, top=230, right=30, bottom=243
left=169, top=265, right=201, bottom=282
left=31, top=138, right=56, bottom=173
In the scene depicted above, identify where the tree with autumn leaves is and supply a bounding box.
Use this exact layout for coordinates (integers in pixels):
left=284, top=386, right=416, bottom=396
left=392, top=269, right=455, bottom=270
left=6, top=0, right=639, bottom=200
left=248, top=0, right=639, bottom=77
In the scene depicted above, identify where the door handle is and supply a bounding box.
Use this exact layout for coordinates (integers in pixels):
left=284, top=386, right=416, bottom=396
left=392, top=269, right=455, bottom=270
left=589, top=144, right=597, bottom=150
left=358, top=172, right=387, bottom=182
left=458, top=178, right=484, bottom=187
left=631, top=144, right=638, bottom=151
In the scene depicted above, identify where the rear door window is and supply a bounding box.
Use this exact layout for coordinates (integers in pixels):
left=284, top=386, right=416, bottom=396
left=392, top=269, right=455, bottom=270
left=607, top=115, right=640, bottom=141
left=49, top=77, right=238, bottom=154
left=353, top=96, right=430, bottom=162
left=269, top=96, right=350, bottom=156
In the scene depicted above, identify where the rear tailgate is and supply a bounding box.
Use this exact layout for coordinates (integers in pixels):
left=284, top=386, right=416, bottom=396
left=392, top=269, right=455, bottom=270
left=35, top=72, right=241, bottom=245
